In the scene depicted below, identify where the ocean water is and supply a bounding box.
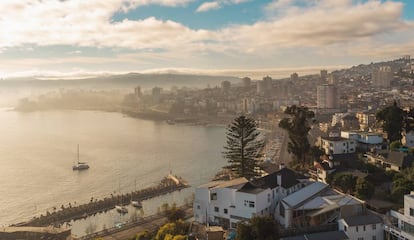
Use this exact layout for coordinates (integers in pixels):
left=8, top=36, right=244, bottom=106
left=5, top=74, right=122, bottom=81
left=0, top=109, right=226, bottom=227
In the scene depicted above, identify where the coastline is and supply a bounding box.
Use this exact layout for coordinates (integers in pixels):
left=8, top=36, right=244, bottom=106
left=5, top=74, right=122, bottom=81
left=14, top=106, right=233, bottom=127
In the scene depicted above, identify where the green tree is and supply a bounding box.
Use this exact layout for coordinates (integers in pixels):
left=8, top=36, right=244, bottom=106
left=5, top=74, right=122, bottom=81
left=154, top=220, right=188, bottom=240
left=355, top=178, right=375, bottom=200
left=165, top=206, right=186, bottom=222
left=236, top=216, right=279, bottom=240
left=279, top=105, right=315, bottom=165
left=376, top=101, right=405, bottom=143
left=331, top=173, right=357, bottom=193
left=309, top=146, right=324, bottom=162
left=132, top=231, right=151, bottom=240
left=390, top=140, right=402, bottom=150
left=236, top=221, right=253, bottom=240
left=223, top=115, right=264, bottom=179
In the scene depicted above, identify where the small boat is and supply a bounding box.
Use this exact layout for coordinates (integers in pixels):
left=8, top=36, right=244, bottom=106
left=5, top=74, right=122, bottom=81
left=131, top=200, right=142, bottom=208
left=115, top=205, right=128, bottom=214
left=72, top=145, right=89, bottom=171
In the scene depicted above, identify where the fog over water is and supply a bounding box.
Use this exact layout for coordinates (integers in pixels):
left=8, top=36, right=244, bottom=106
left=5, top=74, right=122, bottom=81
left=0, top=109, right=226, bottom=225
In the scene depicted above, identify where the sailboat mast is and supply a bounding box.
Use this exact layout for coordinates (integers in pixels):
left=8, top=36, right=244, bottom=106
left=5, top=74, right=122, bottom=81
left=77, top=144, right=80, bottom=164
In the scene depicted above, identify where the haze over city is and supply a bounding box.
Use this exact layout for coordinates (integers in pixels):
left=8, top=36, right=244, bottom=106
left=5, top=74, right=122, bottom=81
left=0, top=0, right=413, bottom=78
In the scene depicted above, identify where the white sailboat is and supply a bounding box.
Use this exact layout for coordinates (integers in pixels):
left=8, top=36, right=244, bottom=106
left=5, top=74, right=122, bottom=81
left=72, top=144, right=89, bottom=170
left=115, top=183, right=128, bottom=214
left=131, top=179, right=142, bottom=208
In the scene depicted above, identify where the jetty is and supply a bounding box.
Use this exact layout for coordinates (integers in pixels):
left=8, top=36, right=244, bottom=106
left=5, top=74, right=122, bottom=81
left=21, top=175, right=189, bottom=227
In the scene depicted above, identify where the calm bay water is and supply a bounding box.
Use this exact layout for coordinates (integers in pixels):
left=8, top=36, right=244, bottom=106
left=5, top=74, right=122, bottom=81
left=0, top=109, right=226, bottom=227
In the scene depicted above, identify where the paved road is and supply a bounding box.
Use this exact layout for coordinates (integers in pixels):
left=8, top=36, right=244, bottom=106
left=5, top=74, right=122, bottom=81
left=98, top=208, right=193, bottom=240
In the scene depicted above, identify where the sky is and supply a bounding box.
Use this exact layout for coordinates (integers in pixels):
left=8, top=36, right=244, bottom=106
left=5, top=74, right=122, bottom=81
left=0, top=0, right=413, bottom=78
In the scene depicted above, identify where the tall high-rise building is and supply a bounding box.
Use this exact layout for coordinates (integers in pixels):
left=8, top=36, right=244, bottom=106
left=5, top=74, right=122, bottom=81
left=327, top=73, right=338, bottom=85
left=372, top=66, right=393, bottom=88
left=242, top=77, right=251, bottom=89
left=152, top=87, right=162, bottom=103
left=221, top=80, right=231, bottom=92
left=257, top=76, right=273, bottom=95
left=134, top=86, right=142, bottom=98
left=317, top=84, right=339, bottom=109
left=320, top=70, right=328, bottom=82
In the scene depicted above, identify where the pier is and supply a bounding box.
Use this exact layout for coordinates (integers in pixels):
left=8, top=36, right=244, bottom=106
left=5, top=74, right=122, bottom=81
left=20, top=175, right=189, bottom=227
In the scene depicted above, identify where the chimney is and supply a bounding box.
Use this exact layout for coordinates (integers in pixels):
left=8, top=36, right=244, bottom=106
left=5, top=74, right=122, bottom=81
left=279, top=163, right=285, bottom=170
left=277, top=174, right=282, bottom=187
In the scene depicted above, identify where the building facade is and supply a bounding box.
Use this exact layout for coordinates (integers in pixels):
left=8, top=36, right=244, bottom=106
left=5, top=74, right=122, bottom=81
left=317, top=84, right=339, bottom=109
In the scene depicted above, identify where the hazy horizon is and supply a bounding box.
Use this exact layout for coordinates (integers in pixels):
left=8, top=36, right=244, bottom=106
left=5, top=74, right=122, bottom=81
left=0, top=1, right=413, bottom=78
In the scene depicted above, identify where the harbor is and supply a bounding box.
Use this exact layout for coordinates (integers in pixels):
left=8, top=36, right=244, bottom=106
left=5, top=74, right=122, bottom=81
left=19, top=175, right=189, bottom=228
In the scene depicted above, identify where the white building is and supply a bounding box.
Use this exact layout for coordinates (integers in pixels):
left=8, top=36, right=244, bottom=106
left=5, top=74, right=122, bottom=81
left=319, top=136, right=356, bottom=155
left=384, top=191, right=414, bottom=239
left=338, top=214, right=384, bottom=240
left=341, top=131, right=383, bottom=151
left=276, top=182, right=365, bottom=229
left=193, top=168, right=308, bottom=228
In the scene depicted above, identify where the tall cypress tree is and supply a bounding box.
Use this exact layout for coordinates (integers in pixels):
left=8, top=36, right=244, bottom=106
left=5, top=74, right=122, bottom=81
left=223, top=116, right=264, bottom=179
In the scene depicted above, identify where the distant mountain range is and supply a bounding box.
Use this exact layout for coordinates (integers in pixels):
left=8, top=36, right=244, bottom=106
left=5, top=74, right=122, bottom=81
left=0, top=73, right=241, bottom=90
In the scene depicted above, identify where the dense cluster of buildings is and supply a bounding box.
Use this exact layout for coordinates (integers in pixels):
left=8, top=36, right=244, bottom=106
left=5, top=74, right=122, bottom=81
left=188, top=56, right=414, bottom=240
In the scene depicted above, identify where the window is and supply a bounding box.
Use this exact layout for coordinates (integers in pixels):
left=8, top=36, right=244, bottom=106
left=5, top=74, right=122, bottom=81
left=214, top=207, right=219, bottom=212
left=210, top=193, right=217, bottom=200
left=363, top=225, right=366, bottom=231
left=372, top=236, right=376, bottom=240
left=372, top=224, right=376, bottom=230
left=357, top=238, right=364, bottom=240
left=224, top=208, right=228, bottom=214
left=344, top=226, right=347, bottom=232
left=356, top=226, right=359, bottom=232
left=280, top=204, right=285, bottom=217
left=268, top=194, right=271, bottom=203
left=197, top=205, right=200, bottom=210
left=410, top=208, right=414, bottom=216
left=249, top=201, right=255, bottom=208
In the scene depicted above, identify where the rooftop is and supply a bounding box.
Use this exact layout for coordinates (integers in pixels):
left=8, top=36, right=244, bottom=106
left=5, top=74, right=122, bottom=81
left=341, top=214, right=383, bottom=226
left=281, top=231, right=349, bottom=240
left=198, top=178, right=248, bottom=190
left=282, top=182, right=329, bottom=208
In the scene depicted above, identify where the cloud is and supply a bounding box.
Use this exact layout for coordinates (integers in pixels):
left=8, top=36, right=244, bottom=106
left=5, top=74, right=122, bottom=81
left=0, top=0, right=413, bottom=76
left=196, top=1, right=220, bottom=12
left=195, top=0, right=248, bottom=12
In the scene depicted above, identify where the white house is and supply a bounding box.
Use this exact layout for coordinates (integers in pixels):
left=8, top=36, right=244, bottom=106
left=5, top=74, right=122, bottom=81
left=319, top=136, right=356, bottom=155
left=341, top=131, right=383, bottom=151
left=193, top=167, right=308, bottom=228
left=338, top=214, right=384, bottom=240
left=384, top=191, right=414, bottom=239
left=276, top=182, right=365, bottom=229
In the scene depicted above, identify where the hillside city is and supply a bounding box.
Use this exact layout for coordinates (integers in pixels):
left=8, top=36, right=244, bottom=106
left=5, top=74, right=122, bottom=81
left=5, top=56, right=414, bottom=240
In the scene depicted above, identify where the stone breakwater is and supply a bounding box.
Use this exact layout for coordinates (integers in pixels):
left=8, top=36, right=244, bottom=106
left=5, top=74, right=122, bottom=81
left=19, top=175, right=189, bottom=227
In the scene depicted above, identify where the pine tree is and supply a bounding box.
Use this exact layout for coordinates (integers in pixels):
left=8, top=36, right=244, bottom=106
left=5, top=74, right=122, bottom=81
left=223, top=116, right=264, bottom=179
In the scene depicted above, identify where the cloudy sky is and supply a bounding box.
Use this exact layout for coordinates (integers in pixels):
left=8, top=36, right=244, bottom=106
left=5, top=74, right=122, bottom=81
left=0, top=0, right=413, bottom=78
